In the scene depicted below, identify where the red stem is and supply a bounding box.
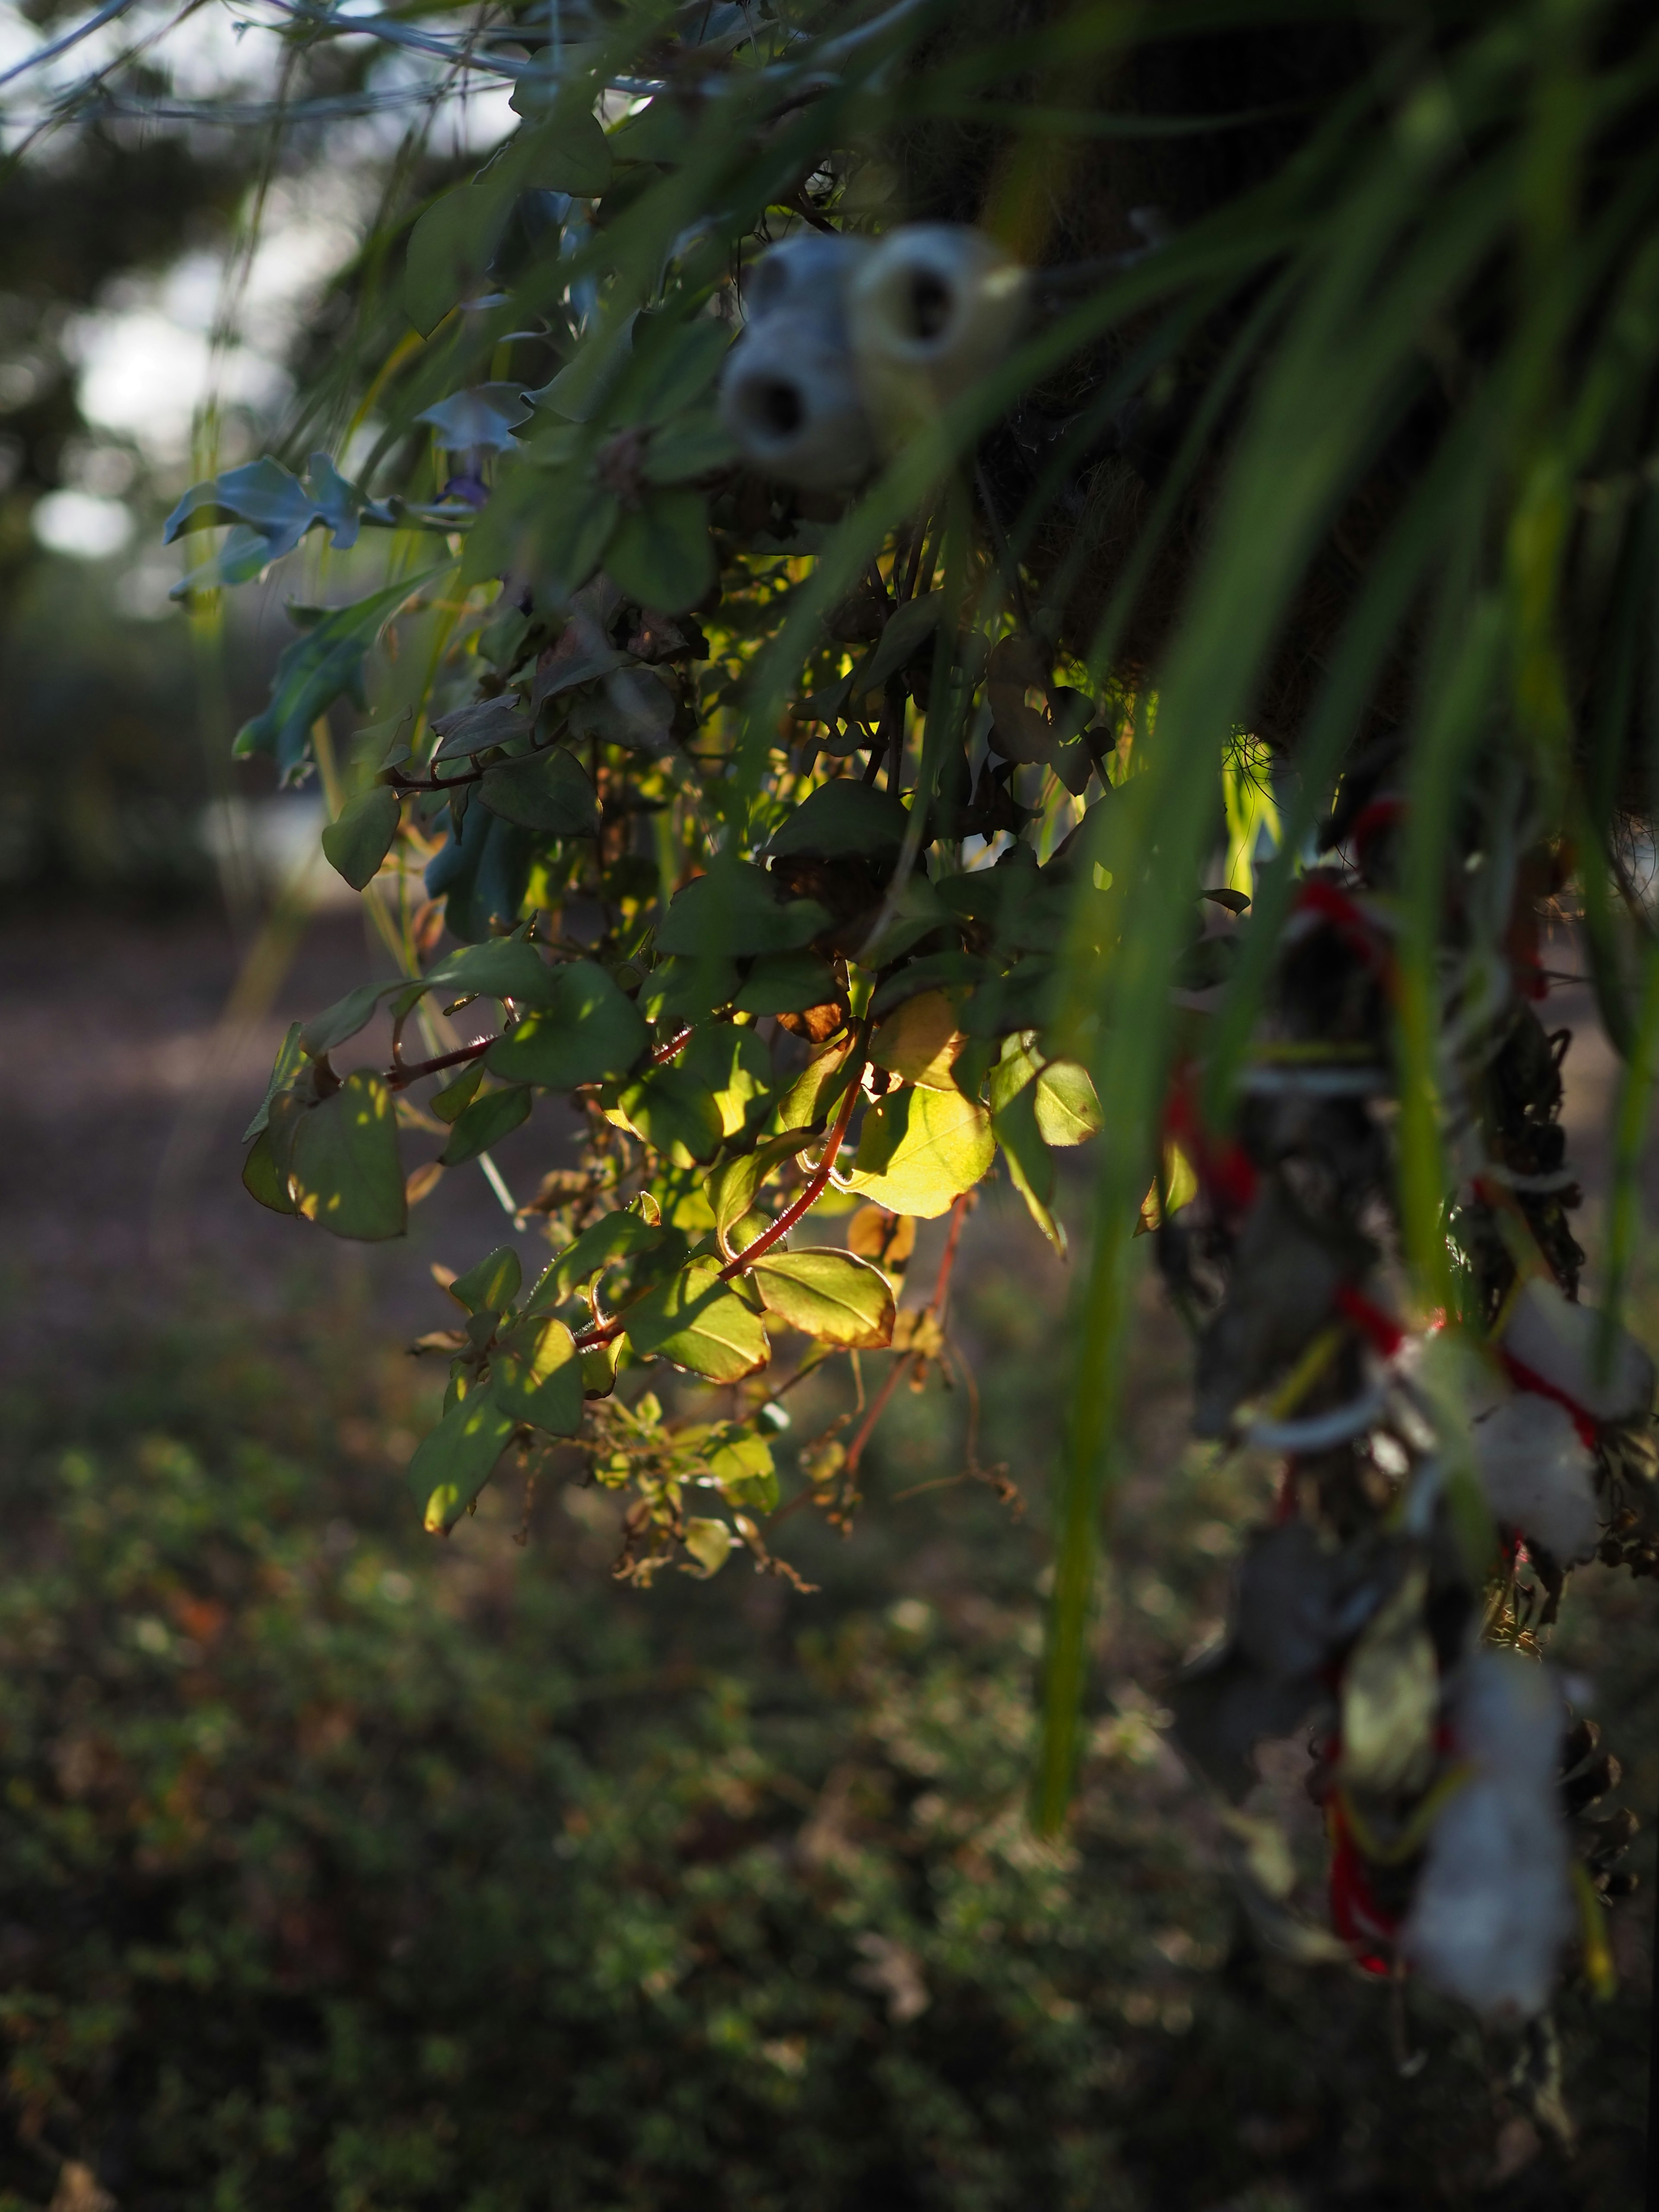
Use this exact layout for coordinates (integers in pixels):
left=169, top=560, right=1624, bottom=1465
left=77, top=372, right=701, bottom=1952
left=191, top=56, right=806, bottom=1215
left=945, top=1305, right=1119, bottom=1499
left=719, top=1027, right=868, bottom=1279
left=572, top=1023, right=869, bottom=1352
left=842, top=1352, right=914, bottom=1483
left=386, top=1036, right=493, bottom=1091
left=929, top=1190, right=974, bottom=1318
left=844, top=1190, right=973, bottom=1483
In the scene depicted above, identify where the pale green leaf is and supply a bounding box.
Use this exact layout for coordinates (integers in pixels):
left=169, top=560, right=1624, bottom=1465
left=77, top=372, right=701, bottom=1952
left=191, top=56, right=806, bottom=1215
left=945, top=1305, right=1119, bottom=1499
left=493, top=1315, right=583, bottom=1435
left=750, top=1247, right=896, bottom=1348
left=409, top=1384, right=518, bottom=1533
left=843, top=1084, right=995, bottom=1219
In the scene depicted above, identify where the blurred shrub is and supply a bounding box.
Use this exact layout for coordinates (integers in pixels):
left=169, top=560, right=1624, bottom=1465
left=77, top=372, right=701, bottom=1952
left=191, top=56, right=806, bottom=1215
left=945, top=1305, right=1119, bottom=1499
left=0, top=1325, right=1176, bottom=2212
left=0, top=1296, right=1645, bottom=2212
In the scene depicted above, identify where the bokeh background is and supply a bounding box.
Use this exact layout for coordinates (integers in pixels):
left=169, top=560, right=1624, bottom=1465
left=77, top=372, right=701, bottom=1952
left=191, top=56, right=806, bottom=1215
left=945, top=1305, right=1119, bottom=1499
left=0, top=6, right=1652, bottom=2207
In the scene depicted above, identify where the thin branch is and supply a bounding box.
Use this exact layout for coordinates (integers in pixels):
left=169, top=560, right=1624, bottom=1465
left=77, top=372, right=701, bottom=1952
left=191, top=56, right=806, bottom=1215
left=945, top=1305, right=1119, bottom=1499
left=386, top=1036, right=491, bottom=1091
left=719, top=1023, right=869, bottom=1277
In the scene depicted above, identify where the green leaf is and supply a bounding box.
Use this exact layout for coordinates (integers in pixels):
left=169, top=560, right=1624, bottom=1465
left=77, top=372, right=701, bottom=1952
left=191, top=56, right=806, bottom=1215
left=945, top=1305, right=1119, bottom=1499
left=235, top=570, right=448, bottom=782
left=705, top=1430, right=777, bottom=1510
left=459, top=461, right=619, bottom=600
left=750, top=1248, right=896, bottom=1349
left=431, top=1060, right=486, bottom=1123
left=732, top=950, right=840, bottom=1017
left=404, top=183, right=505, bottom=337
left=493, top=1315, right=583, bottom=1435
left=708, top=1131, right=811, bottom=1239
left=424, top=805, right=538, bottom=944
left=440, top=1082, right=532, bottom=1166
left=502, top=96, right=613, bottom=190
left=603, top=490, right=714, bottom=614
left=479, top=746, right=600, bottom=833
left=431, top=696, right=533, bottom=761
left=771, top=1039, right=857, bottom=1134
left=678, top=1023, right=774, bottom=1137
left=616, top=317, right=731, bottom=429
left=449, top=1244, right=522, bottom=1316
left=844, top=1084, right=995, bottom=1219
left=613, top=1065, right=725, bottom=1167
left=526, top=1210, right=669, bottom=1311
left=409, top=1384, right=518, bottom=1534
left=1033, top=1060, right=1102, bottom=1147
left=566, top=667, right=677, bottom=755
left=486, top=960, right=648, bottom=1089
left=245, top=1021, right=306, bottom=1140
left=272, top=1071, right=407, bottom=1242
left=624, top=1257, right=768, bottom=1381
left=300, top=982, right=388, bottom=1061
left=425, top=938, right=561, bottom=1008
left=242, top=1127, right=298, bottom=1214
left=644, top=408, right=740, bottom=484
left=639, top=954, right=739, bottom=1025
left=321, top=785, right=400, bottom=891
left=991, top=1081, right=1065, bottom=1256
left=863, top=592, right=945, bottom=690
left=682, top=1517, right=733, bottom=1576
left=766, top=780, right=908, bottom=861
left=657, top=862, right=830, bottom=959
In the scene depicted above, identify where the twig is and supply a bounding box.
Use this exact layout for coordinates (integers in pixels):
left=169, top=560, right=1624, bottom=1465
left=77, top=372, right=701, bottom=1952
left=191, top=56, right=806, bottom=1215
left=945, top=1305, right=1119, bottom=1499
left=929, top=1188, right=976, bottom=1319
left=718, top=1023, right=869, bottom=1277
left=386, top=1035, right=492, bottom=1091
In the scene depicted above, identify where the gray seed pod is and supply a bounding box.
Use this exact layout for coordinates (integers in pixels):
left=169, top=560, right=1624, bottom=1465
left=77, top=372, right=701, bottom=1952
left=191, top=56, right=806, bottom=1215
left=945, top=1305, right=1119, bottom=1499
left=718, top=311, right=876, bottom=489
left=848, top=224, right=1030, bottom=437
left=742, top=231, right=869, bottom=330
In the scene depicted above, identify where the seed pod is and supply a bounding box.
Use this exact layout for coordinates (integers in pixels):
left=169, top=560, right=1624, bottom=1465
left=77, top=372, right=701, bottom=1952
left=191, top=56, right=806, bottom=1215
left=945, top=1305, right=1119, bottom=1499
left=742, top=232, right=868, bottom=327
left=717, top=314, right=877, bottom=488
left=1400, top=1651, right=1574, bottom=2021
left=1470, top=1390, right=1601, bottom=1564
left=848, top=224, right=1030, bottom=439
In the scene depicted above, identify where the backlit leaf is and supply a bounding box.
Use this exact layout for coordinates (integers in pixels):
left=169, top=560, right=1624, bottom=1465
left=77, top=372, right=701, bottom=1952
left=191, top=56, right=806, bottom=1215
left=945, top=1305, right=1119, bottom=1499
left=844, top=1084, right=995, bottom=1219
left=449, top=1244, right=522, bottom=1316
left=527, top=1209, right=672, bottom=1310
left=750, top=1248, right=896, bottom=1349
left=409, top=1384, right=518, bottom=1534
left=679, top=1023, right=774, bottom=1137
left=493, top=1315, right=583, bottom=1435
left=613, top=1065, right=725, bottom=1167
left=624, top=1257, right=768, bottom=1381
left=871, top=990, right=964, bottom=1091
left=275, top=1071, right=407, bottom=1242
left=1033, top=1060, right=1103, bottom=1147
left=706, top=1430, right=777, bottom=1510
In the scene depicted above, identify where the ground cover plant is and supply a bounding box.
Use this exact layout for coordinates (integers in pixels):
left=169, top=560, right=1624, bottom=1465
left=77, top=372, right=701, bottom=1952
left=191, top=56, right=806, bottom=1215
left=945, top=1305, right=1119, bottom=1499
left=0, top=1283, right=1648, bottom=2209
left=6, top=0, right=1659, bottom=2172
